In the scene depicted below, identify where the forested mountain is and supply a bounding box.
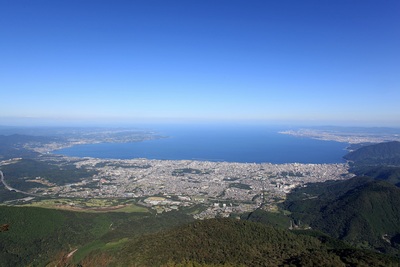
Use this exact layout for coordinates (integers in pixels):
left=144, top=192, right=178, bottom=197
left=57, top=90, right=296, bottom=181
left=0, top=206, right=193, bottom=267
left=78, top=218, right=400, bottom=267
left=344, top=141, right=400, bottom=166
left=284, top=177, right=400, bottom=256
left=2, top=203, right=400, bottom=266
left=0, top=134, right=45, bottom=159
left=344, top=141, right=400, bottom=186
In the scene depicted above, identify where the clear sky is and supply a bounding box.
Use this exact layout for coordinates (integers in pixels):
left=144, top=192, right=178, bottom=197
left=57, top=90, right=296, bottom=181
left=1, top=0, right=399, bottom=126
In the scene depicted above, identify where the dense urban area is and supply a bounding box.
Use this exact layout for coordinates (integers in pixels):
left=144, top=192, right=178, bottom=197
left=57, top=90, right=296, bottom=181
left=1, top=155, right=352, bottom=219
left=1, top=127, right=394, bottom=219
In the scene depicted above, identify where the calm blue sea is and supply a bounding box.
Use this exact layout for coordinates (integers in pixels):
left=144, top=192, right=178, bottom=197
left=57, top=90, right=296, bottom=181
left=54, top=125, right=348, bottom=164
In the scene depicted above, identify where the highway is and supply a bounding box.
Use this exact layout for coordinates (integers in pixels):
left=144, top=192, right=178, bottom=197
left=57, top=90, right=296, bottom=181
left=0, top=170, right=37, bottom=196
left=0, top=170, right=15, bottom=191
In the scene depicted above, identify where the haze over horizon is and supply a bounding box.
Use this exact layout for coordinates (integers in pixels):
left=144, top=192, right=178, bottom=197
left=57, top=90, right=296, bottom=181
left=1, top=1, right=399, bottom=127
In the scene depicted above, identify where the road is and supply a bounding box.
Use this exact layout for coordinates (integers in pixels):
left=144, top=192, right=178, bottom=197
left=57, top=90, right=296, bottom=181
left=0, top=170, right=15, bottom=191
left=0, top=170, right=37, bottom=196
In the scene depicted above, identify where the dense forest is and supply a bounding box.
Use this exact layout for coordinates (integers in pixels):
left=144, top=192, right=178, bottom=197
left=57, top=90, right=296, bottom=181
left=0, top=206, right=193, bottom=266
left=1, top=203, right=400, bottom=266
left=0, top=134, right=50, bottom=159
left=53, top=218, right=400, bottom=267
left=344, top=141, right=400, bottom=166
left=283, top=177, right=400, bottom=256
left=344, top=141, right=400, bottom=186
left=1, top=158, right=97, bottom=188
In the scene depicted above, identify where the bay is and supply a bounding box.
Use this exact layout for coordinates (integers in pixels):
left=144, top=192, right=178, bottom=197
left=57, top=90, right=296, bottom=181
left=54, top=125, right=348, bottom=164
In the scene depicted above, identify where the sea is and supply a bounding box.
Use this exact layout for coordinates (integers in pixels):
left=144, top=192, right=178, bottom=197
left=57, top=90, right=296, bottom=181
left=53, top=125, right=349, bottom=164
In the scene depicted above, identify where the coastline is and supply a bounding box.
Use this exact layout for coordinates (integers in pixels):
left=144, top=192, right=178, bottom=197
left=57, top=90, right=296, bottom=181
left=51, top=132, right=348, bottom=164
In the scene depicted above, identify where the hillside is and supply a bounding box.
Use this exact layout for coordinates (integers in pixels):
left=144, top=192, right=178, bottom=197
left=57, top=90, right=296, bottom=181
left=0, top=206, right=193, bottom=266
left=313, top=181, right=400, bottom=248
left=80, top=218, right=399, bottom=267
left=284, top=177, right=400, bottom=256
left=344, top=141, right=400, bottom=166
left=0, top=206, right=98, bottom=266
left=0, top=134, right=58, bottom=160
left=1, top=158, right=98, bottom=188
left=2, top=204, right=399, bottom=266
left=344, top=141, right=400, bottom=186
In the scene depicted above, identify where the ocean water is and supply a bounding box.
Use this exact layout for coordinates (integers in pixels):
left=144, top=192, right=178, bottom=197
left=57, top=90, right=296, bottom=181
left=54, top=125, right=348, bottom=164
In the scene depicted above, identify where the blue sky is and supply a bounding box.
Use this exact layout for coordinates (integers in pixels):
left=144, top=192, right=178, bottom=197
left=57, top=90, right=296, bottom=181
left=1, top=0, right=399, bottom=126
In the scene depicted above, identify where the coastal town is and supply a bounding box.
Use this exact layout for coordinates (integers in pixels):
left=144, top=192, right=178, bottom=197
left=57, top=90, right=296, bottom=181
left=4, top=126, right=391, bottom=219
left=17, top=156, right=353, bottom=219
left=280, top=128, right=400, bottom=144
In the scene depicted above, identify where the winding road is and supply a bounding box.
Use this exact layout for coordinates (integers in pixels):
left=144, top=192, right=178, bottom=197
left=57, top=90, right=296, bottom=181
left=0, top=170, right=38, bottom=196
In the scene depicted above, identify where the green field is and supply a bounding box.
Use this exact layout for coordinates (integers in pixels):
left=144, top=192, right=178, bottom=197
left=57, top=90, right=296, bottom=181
left=20, top=198, right=149, bottom=213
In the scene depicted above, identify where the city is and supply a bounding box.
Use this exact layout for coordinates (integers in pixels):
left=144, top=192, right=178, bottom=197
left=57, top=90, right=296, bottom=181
left=3, top=156, right=353, bottom=219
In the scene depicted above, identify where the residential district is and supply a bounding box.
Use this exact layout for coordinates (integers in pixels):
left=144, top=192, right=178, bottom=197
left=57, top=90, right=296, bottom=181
left=21, top=157, right=353, bottom=219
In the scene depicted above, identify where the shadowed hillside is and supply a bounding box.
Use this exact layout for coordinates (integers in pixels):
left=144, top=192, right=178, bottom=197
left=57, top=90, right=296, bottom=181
left=344, top=142, right=400, bottom=186
left=344, top=141, right=400, bottom=166
left=284, top=177, right=400, bottom=256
